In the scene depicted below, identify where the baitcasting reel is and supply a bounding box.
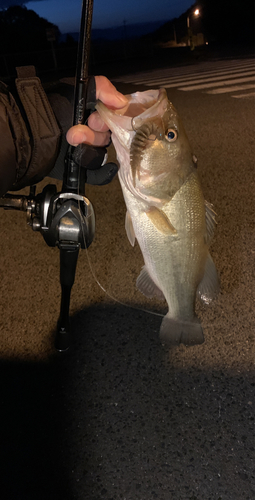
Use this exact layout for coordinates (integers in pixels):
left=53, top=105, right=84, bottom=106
left=0, top=176, right=95, bottom=352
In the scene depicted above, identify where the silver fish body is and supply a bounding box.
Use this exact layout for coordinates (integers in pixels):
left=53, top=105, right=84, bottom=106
left=96, top=89, right=219, bottom=345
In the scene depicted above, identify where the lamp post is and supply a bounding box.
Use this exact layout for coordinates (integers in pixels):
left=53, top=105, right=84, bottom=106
left=187, top=8, right=200, bottom=50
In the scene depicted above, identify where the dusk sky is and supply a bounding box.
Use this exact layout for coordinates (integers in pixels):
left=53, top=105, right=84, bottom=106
left=0, top=0, right=196, bottom=33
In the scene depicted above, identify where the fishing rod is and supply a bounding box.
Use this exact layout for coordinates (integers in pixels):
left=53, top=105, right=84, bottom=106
left=0, top=0, right=106, bottom=351
left=52, top=0, right=96, bottom=351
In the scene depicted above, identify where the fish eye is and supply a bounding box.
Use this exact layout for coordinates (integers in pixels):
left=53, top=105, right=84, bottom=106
left=166, top=129, right=178, bottom=142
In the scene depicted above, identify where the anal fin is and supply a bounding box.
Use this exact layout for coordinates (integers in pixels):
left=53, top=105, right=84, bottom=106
left=136, top=266, right=165, bottom=300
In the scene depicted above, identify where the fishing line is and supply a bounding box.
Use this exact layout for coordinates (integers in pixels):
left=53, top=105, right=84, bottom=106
left=77, top=162, right=164, bottom=319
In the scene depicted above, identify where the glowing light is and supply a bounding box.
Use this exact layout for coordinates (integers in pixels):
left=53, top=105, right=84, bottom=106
left=194, top=9, right=200, bottom=16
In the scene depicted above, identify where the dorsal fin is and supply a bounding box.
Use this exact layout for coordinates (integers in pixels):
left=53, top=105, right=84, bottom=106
left=204, top=200, right=217, bottom=245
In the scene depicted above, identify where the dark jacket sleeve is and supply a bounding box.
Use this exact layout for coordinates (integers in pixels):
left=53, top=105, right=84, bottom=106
left=0, top=66, right=61, bottom=197
left=0, top=69, right=118, bottom=196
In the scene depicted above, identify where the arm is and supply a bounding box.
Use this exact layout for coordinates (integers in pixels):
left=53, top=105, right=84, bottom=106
left=0, top=74, right=127, bottom=197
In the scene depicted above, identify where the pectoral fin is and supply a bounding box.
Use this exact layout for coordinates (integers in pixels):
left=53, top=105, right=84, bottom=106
left=136, top=266, right=165, bottom=300
left=197, top=252, right=220, bottom=304
left=146, top=207, right=177, bottom=235
left=125, top=210, right=136, bottom=246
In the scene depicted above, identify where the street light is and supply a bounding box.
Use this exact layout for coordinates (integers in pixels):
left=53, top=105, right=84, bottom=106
left=187, top=8, right=200, bottom=49
left=187, top=8, right=200, bottom=28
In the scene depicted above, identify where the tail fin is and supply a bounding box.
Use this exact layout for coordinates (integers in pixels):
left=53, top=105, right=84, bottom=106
left=159, top=314, right=204, bottom=346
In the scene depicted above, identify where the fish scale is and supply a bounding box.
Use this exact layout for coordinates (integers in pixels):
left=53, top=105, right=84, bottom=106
left=124, top=172, right=207, bottom=320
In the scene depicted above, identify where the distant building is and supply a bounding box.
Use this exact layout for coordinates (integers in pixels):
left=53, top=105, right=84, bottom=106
left=158, top=32, right=205, bottom=49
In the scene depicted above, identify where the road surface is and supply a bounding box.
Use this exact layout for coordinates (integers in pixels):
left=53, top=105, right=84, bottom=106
left=0, top=56, right=254, bottom=500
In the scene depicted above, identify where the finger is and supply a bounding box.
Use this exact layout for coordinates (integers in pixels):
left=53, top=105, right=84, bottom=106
left=66, top=124, right=110, bottom=147
left=95, top=75, right=128, bottom=109
left=87, top=111, right=109, bottom=132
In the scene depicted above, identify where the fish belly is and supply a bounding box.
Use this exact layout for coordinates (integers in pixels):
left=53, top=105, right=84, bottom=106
left=120, top=172, right=208, bottom=323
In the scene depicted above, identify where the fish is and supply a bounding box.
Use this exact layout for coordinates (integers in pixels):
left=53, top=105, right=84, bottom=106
left=96, top=88, right=219, bottom=346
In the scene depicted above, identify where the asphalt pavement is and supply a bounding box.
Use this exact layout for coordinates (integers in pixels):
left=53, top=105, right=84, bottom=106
left=0, top=55, right=254, bottom=499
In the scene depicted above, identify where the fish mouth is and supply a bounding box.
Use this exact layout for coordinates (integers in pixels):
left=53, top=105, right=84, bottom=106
left=96, top=89, right=170, bottom=206
left=96, top=88, right=169, bottom=143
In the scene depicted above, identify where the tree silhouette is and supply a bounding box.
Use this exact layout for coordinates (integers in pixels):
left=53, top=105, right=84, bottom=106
left=0, top=5, right=60, bottom=54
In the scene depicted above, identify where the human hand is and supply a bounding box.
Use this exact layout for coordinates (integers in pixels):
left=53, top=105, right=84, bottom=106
left=66, top=75, right=128, bottom=147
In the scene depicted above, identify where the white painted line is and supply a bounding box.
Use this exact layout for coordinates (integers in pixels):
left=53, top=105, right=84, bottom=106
left=140, top=66, right=255, bottom=87
left=113, top=59, right=255, bottom=83
left=114, top=58, right=255, bottom=76
left=232, top=92, right=255, bottom=98
left=119, top=64, right=255, bottom=85
left=165, top=72, right=255, bottom=90
left=178, top=76, right=255, bottom=91
left=206, top=83, right=255, bottom=94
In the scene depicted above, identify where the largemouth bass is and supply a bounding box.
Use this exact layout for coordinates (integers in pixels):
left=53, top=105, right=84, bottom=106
left=96, top=89, right=219, bottom=346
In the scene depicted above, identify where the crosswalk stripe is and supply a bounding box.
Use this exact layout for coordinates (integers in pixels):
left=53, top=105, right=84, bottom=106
left=206, top=83, right=255, bottom=94
left=113, top=58, right=255, bottom=98
left=130, top=63, right=255, bottom=86
left=178, top=75, right=255, bottom=91
left=113, top=59, right=255, bottom=84
left=140, top=68, right=255, bottom=88
left=232, top=91, right=255, bottom=98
